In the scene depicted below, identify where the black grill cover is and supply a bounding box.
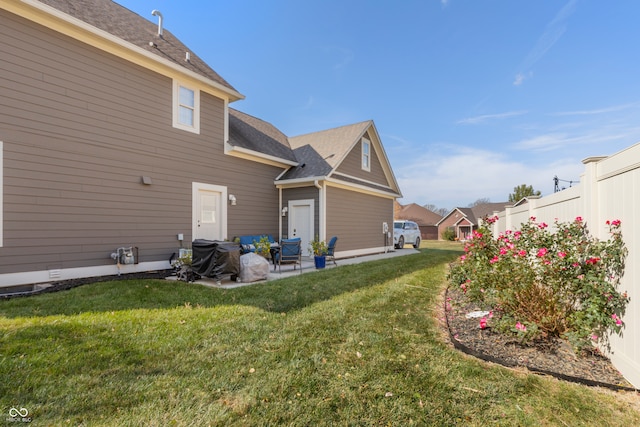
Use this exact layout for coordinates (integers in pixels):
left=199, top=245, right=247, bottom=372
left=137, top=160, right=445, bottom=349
left=191, top=240, right=241, bottom=280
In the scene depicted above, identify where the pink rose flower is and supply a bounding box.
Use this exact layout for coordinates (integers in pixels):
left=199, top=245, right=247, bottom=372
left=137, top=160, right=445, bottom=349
left=611, top=314, right=623, bottom=326
left=479, top=317, right=488, bottom=329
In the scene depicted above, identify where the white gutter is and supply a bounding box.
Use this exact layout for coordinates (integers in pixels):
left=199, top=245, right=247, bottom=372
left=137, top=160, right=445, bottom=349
left=225, top=144, right=299, bottom=167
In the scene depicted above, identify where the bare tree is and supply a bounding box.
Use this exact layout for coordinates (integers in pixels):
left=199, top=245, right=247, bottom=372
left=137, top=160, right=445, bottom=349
left=423, top=204, right=449, bottom=217
left=467, top=198, right=491, bottom=207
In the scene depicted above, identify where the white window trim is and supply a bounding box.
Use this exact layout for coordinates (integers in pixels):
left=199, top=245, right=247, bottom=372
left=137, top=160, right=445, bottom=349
left=173, top=80, right=200, bottom=134
left=361, top=138, right=371, bottom=171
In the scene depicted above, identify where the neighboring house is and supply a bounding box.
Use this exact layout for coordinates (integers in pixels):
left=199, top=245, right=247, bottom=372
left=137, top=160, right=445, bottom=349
left=436, top=202, right=509, bottom=240
left=0, top=0, right=401, bottom=287
left=394, top=202, right=442, bottom=240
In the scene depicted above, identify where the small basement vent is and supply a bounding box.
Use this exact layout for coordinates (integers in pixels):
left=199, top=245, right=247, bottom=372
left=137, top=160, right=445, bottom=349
left=49, top=269, right=62, bottom=280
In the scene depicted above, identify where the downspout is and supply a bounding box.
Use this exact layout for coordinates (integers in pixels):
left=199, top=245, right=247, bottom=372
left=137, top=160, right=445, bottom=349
left=314, top=180, right=325, bottom=241
left=278, top=187, right=283, bottom=240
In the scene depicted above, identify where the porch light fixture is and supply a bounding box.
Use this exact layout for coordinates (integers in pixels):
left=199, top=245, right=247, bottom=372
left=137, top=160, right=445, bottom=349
left=228, top=194, right=237, bottom=205
left=281, top=207, right=288, bottom=217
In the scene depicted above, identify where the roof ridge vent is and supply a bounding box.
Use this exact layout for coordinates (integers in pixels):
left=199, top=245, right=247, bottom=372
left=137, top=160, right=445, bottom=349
left=151, top=10, right=164, bottom=37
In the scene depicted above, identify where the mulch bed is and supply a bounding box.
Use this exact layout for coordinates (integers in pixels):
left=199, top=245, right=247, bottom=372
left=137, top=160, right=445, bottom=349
left=444, top=285, right=638, bottom=391
left=0, top=270, right=173, bottom=300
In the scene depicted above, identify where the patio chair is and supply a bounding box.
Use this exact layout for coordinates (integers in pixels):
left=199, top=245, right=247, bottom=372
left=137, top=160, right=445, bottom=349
left=326, top=236, right=338, bottom=266
left=275, top=238, right=303, bottom=273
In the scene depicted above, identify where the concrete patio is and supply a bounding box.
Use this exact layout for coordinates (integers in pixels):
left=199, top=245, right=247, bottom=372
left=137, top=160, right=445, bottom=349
left=169, top=248, right=420, bottom=289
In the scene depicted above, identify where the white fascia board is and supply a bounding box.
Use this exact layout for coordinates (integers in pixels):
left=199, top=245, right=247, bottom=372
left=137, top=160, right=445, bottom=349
left=275, top=176, right=400, bottom=198
left=326, top=177, right=401, bottom=199
left=275, top=176, right=329, bottom=187
left=225, top=144, right=298, bottom=168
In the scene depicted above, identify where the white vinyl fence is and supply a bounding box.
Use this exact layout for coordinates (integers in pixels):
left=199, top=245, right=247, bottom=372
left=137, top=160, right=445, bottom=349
left=490, top=143, right=640, bottom=388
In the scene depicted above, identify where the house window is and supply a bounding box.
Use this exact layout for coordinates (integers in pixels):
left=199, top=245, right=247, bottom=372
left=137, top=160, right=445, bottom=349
left=362, top=138, right=371, bottom=171
left=173, top=80, right=200, bottom=134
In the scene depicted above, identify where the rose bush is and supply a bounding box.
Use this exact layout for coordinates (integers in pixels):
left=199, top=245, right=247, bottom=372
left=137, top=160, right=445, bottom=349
left=448, top=216, right=629, bottom=352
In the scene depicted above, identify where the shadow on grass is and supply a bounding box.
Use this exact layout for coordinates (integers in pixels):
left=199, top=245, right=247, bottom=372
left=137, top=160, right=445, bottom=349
left=0, top=247, right=463, bottom=318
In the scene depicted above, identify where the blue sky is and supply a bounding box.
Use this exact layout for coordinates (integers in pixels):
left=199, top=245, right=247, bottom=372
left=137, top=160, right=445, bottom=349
left=117, top=0, right=640, bottom=211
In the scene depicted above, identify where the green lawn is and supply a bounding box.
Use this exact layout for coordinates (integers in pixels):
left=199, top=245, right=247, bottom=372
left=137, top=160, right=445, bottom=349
left=1, top=243, right=638, bottom=426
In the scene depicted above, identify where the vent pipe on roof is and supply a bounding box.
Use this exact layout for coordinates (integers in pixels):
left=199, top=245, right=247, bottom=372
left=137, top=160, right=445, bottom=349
left=151, top=10, right=164, bottom=37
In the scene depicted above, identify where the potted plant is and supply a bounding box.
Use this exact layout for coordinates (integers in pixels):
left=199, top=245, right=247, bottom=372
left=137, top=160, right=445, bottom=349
left=309, top=236, right=328, bottom=269
left=254, top=236, right=272, bottom=259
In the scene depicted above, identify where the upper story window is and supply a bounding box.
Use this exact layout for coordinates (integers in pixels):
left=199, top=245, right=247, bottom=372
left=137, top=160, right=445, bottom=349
left=173, top=80, right=200, bottom=134
left=361, top=138, right=371, bottom=171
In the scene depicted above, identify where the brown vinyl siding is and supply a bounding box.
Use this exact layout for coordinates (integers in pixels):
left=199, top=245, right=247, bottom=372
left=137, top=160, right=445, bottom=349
left=326, top=186, right=393, bottom=252
left=0, top=9, right=281, bottom=274
left=335, top=132, right=388, bottom=186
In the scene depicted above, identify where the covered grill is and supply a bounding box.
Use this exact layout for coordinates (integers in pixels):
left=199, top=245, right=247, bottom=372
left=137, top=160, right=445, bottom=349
left=191, top=240, right=241, bottom=283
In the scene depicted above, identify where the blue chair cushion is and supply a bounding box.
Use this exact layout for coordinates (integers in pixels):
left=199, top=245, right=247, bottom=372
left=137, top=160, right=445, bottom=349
left=238, top=235, right=276, bottom=253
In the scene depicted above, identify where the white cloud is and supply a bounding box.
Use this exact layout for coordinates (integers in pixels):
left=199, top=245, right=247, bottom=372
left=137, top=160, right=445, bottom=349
left=515, top=130, right=635, bottom=153
left=302, top=96, right=315, bottom=110
left=514, top=0, right=577, bottom=84
left=457, top=110, right=527, bottom=125
left=552, top=102, right=640, bottom=116
left=513, top=71, right=533, bottom=86
left=394, top=145, right=555, bottom=209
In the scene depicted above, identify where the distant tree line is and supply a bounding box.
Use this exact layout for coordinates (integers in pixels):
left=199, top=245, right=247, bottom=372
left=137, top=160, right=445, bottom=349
left=420, top=183, right=541, bottom=217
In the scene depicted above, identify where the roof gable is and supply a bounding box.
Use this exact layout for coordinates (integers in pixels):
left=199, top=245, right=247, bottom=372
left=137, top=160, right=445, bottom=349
left=289, top=121, right=372, bottom=170
left=282, top=121, right=401, bottom=196
left=11, top=0, right=241, bottom=99
left=437, top=203, right=509, bottom=226
left=436, top=207, right=471, bottom=226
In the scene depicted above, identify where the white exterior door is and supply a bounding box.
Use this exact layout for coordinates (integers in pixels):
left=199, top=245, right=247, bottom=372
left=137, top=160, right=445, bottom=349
left=193, top=183, right=227, bottom=241
left=289, top=199, right=314, bottom=256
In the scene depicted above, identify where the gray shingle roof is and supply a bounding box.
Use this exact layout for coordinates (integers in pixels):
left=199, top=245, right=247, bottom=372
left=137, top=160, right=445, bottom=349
left=396, top=203, right=443, bottom=226
left=228, top=109, right=298, bottom=163
left=36, top=0, right=239, bottom=95
left=439, top=203, right=509, bottom=227
left=470, top=202, right=508, bottom=220
left=279, top=121, right=372, bottom=180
